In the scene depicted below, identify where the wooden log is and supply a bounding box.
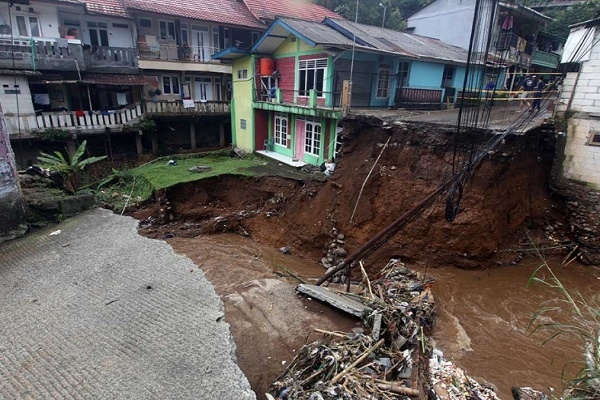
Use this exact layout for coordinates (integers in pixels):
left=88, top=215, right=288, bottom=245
left=375, top=382, right=419, bottom=397
left=331, top=339, right=384, bottom=384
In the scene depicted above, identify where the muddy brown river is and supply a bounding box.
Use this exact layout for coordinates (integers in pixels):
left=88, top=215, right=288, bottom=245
left=414, top=258, right=600, bottom=399
left=168, top=233, right=599, bottom=399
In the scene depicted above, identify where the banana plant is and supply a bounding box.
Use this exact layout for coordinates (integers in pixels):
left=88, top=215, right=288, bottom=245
left=38, top=140, right=107, bottom=193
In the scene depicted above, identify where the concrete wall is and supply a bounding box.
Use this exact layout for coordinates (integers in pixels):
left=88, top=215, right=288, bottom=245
left=408, top=61, right=444, bottom=88
left=558, top=29, right=600, bottom=115
left=0, top=1, right=66, bottom=39
left=562, top=116, right=600, bottom=189
left=60, top=11, right=135, bottom=48
left=0, top=102, right=26, bottom=242
left=0, top=76, right=34, bottom=116
left=556, top=28, right=600, bottom=187
left=231, top=55, right=255, bottom=151
left=406, top=0, right=476, bottom=50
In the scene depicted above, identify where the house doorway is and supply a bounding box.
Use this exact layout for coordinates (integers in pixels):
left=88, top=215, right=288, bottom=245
left=294, top=118, right=306, bottom=161
left=194, top=77, right=213, bottom=101
left=191, top=26, right=211, bottom=62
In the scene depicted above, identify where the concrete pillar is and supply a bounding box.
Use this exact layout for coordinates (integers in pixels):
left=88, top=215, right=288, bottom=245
left=151, top=131, right=159, bottom=155
left=190, top=119, right=196, bottom=150
left=135, top=131, right=143, bottom=156
left=0, top=103, right=27, bottom=243
left=219, top=122, right=225, bottom=148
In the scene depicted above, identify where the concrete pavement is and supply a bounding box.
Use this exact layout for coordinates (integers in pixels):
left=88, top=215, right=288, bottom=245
left=0, top=208, right=256, bottom=399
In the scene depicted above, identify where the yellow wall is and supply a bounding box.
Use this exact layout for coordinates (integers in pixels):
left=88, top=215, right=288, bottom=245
left=273, top=34, right=317, bottom=58
left=231, top=55, right=255, bottom=151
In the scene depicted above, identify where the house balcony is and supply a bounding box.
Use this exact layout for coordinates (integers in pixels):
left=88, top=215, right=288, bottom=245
left=5, top=104, right=144, bottom=138
left=0, top=36, right=84, bottom=71
left=137, top=43, right=231, bottom=73
left=490, top=32, right=534, bottom=68
left=143, top=100, right=230, bottom=117
left=83, top=46, right=138, bottom=73
left=253, top=88, right=344, bottom=119
left=531, top=49, right=560, bottom=69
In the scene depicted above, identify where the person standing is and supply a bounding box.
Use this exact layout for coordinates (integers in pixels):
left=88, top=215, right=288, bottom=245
left=530, top=76, right=545, bottom=112
left=517, top=75, right=535, bottom=111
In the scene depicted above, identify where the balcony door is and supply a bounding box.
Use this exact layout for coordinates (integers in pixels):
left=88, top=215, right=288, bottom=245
left=88, top=22, right=109, bottom=47
left=194, top=77, right=213, bottom=101
left=191, top=26, right=211, bottom=62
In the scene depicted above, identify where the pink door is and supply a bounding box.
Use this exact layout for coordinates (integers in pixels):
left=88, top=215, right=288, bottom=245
left=295, top=119, right=306, bottom=161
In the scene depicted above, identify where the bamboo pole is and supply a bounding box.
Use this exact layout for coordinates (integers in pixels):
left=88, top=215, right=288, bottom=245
left=331, top=339, right=385, bottom=384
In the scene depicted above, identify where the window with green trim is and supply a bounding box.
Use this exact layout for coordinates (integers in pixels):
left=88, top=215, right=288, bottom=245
left=304, top=118, right=321, bottom=156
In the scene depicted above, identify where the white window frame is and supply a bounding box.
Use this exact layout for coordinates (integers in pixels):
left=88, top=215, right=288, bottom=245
left=240, top=119, right=247, bottom=130
left=376, top=67, right=391, bottom=98
left=15, top=15, right=42, bottom=37
left=298, top=58, right=327, bottom=97
left=274, top=113, right=288, bottom=147
left=304, top=118, right=322, bottom=156
left=159, top=20, right=176, bottom=41
left=237, top=69, right=248, bottom=80
left=212, top=27, right=220, bottom=55
left=162, top=75, right=180, bottom=95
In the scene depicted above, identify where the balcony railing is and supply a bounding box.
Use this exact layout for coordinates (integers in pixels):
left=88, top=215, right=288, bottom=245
left=143, top=100, right=230, bottom=115
left=137, top=42, right=222, bottom=63
left=395, top=87, right=444, bottom=109
left=5, top=104, right=143, bottom=136
left=84, top=46, right=137, bottom=70
left=531, top=49, right=560, bottom=69
left=0, top=36, right=84, bottom=70
left=254, top=88, right=343, bottom=110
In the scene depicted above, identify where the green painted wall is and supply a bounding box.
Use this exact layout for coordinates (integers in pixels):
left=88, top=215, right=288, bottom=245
left=231, top=55, right=255, bottom=152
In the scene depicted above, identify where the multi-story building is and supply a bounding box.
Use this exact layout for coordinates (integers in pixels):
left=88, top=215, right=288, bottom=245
left=0, top=0, right=340, bottom=167
left=406, top=0, right=558, bottom=88
left=216, top=17, right=480, bottom=167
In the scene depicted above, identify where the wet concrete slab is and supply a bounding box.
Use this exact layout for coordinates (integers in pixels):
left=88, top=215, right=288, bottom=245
left=349, top=102, right=553, bottom=134
left=297, top=284, right=371, bottom=317
left=0, top=209, right=255, bottom=399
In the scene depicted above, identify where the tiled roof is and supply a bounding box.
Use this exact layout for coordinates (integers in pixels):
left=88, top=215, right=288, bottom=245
left=242, top=0, right=342, bottom=23
left=84, top=0, right=131, bottom=18
left=123, top=0, right=265, bottom=29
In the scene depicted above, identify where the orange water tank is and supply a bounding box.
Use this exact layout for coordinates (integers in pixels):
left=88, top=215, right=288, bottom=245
left=260, top=58, right=275, bottom=76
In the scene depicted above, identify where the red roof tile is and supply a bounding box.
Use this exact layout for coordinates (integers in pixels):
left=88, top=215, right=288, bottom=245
left=123, top=0, right=265, bottom=29
left=242, top=0, right=342, bottom=23
left=84, top=0, right=131, bottom=18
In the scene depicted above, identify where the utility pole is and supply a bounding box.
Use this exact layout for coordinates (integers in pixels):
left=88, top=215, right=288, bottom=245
left=379, top=2, right=387, bottom=28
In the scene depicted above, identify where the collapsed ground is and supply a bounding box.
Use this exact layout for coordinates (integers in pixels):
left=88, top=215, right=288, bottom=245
left=132, top=120, right=566, bottom=272
left=124, top=120, right=570, bottom=397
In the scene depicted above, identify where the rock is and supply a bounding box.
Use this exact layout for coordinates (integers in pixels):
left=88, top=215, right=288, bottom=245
left=390, top=166, right=397, bottom=170
left=332, top=247, right=347, bottom=257
left=337, top=233, right=345, bottom=240
left=280, top=246, right=291, bottom=255
left=321, top=257, right=331, bottom=268
left=112, top=192, right=120, bottom=198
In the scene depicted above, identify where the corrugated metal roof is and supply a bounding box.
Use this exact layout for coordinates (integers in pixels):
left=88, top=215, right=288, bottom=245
left=278, top=18, right=355, bottom=47
left=327, top=19, right=470, bottom=63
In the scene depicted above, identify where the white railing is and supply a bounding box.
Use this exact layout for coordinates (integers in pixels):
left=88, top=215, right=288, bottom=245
left=144, top=100, right=230, bottom=115
left=5, top=104, right=143, bottom=136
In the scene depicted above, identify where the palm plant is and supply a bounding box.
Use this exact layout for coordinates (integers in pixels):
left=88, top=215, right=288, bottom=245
left=38, top=140, right=107, bottom=193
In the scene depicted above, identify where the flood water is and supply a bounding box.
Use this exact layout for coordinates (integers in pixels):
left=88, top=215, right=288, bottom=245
left=414, top=258, right=600, bottom=399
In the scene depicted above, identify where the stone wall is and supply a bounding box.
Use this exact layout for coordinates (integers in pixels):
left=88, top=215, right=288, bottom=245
left=562, top=115, right=600, bottom=188
left=0, top=103, right=27, bottom=242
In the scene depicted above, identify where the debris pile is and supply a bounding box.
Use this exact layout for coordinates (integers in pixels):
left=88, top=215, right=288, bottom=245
left=270, top=259, right=434, bottom=399
left=429, top=348, right=500, bottom=400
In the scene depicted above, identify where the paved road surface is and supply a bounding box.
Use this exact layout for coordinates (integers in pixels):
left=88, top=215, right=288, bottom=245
left=0, top=209, right=255, bottom=400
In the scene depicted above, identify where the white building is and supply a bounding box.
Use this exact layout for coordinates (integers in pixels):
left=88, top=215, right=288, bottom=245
left=556, top=17, right=600, bottom=188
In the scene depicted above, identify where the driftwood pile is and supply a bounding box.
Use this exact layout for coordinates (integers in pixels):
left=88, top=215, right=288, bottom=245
left=269, top=259, right=434, bottom=399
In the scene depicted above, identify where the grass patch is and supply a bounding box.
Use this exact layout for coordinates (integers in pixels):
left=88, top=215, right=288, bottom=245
left=95, top=152, right=267, bottom=209
left=134, top=153, right=264, bottom=190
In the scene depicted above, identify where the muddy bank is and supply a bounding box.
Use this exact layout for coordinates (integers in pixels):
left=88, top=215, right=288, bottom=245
left=134, top=121, right=566, bottom=270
